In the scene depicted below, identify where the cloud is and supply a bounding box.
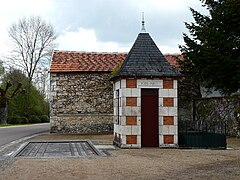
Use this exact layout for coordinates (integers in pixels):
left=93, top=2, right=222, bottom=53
left=58, top=27, right=180, bottom=53
left=58, top=28, right=96, bottom=51
left=0, top=0, right=208, bottom=57
left=0, top=0, right=54, bottom=57
left=51, top=0, right=206, bottom=53
left=58, top=27, right=131, bottom=52
left=0, top=0, right=53, bottom=17
left=0, top=17, right=10, bottom=56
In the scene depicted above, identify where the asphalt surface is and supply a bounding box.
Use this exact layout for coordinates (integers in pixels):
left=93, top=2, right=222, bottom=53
left=0, top=124, right=49, bottom=147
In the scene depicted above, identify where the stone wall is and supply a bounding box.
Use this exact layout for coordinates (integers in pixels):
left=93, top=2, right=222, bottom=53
left=50, top=72, right=113, bottom=133
left=194, top=96, right=240, bottom=136
left=50, top=114, right=113, bottom=133
left=49, top=71, right=199, bottom=134
left=51, top=71, right=226, bottom=135
left=178, top=74, right=201, bottom=127
left=177, top=73, right=240, bottom=136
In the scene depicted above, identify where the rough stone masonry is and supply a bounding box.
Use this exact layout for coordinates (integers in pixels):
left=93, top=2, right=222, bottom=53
left=50, top=72, right=114, bottom=133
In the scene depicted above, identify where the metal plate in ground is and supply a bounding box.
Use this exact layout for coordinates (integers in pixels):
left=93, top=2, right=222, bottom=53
left=15, top=141, right=107, bottom=158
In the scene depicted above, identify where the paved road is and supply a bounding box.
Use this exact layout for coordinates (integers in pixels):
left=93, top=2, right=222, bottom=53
left=0, top=124, right=49, bottom=147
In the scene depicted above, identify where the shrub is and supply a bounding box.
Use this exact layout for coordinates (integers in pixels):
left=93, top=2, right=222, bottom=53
left=29, top=115, right=41, bottom=124
left=39, top=115, right=50, bottom=123
left=8, top=116, right=28, bottom=124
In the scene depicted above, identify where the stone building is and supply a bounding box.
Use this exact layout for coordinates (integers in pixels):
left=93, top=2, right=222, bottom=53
left=110, top=31, right=181, bottom=148
left=49, top=52, right=126, bottom=133
left=49, top=51, right=181, bottom=134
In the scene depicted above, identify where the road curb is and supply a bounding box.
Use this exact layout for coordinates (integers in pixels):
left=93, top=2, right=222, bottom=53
left=0, top=123, right=49, bottom=129
left=0, top=133, right=48, bottom=153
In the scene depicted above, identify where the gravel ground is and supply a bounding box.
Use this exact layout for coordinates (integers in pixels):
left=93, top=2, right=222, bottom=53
left=0, top=134, right=240, bottom=180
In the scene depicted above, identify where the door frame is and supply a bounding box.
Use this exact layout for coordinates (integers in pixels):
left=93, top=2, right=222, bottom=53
left=141, top=88, right=159, bottom=147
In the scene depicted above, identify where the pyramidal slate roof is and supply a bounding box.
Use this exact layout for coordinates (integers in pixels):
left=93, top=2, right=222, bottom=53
left=111, top=32, right=181, bottom=80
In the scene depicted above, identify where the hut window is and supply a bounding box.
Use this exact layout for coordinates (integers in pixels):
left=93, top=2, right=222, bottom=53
left=116, top=90, right=120, bottom=124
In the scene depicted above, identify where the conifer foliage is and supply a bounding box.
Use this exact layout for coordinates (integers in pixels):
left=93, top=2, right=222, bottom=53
left=179, top=0, right=240, bottom=95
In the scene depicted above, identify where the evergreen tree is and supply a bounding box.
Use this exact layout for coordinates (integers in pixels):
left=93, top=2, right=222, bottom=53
left=179, top=0, right=240, bottom=95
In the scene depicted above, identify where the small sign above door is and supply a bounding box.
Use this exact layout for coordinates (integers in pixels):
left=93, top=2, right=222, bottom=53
left=137, top=80, right=162, bottom=88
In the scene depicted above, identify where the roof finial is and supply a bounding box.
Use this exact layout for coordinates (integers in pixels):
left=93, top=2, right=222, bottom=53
left=141, top=12, right=146, bottom=32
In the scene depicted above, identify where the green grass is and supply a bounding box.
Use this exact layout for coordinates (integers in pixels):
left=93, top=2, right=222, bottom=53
left=0, top=124, right=19, bottom=127
left=0, top=123, right=49, bottom=127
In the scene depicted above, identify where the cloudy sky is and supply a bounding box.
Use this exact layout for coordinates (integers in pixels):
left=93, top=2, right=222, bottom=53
left=0, top=0, right=207, bottom=57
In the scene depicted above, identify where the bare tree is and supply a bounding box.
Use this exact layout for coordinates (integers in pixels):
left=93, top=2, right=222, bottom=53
left=8, top=16, right=57, bottom=85
left=34, top=67, right=49, bottom=98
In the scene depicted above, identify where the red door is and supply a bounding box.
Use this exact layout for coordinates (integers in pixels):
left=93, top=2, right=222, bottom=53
left=141, top=89, right=159, bottom=147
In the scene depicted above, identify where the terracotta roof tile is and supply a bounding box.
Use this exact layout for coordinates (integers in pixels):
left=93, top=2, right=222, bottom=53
left=50, top=50, right=182, bottom=73
left=164, top=54, right=183, bottom=69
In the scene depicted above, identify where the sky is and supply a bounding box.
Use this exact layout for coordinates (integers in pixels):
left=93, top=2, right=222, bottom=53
left=0, top=0, right=208, bottom=58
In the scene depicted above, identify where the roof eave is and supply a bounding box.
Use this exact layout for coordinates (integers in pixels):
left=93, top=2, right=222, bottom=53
left=110, top=73, right=182, bottom=81
left=50, top=70, right=113, bottom=73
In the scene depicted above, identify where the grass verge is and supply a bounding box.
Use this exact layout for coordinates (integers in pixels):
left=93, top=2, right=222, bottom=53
left=0, top=123, right=49, bottom=127
left=0, top=124, right=20, bottom=127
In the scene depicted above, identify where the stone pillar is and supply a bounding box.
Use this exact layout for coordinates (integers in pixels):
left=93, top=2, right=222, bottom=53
left=159, top=78, right=178, bottom=147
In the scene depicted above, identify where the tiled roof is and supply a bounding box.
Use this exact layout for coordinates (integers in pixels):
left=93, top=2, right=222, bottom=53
left=164, top=54, right=183, bottom=69
left=50, top=50, right=182, bottom=73
left=111, top=33, right=181, bottom=80
left=50, top=51, right=127, bottom=72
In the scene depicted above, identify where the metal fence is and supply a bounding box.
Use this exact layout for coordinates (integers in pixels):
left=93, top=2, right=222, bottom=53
left=178, top=120, right=226, bottom=149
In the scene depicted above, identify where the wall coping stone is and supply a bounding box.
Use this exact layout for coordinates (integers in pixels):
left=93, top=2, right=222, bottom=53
left=55, top=113, right=113, bottom=117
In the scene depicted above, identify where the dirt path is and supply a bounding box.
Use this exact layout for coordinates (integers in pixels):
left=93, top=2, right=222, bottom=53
left=0, top=134, right=240, bottom=180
